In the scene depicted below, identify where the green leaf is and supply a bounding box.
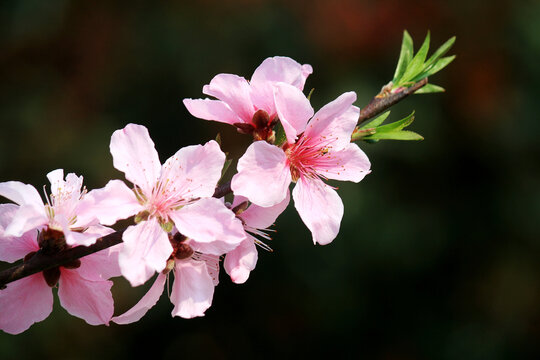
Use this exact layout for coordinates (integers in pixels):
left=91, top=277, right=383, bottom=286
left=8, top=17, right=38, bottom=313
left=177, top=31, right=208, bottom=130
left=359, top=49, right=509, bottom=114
left=415, top=83, right=445, bottom=94
left=400, top=31, right=431, bottom=83
left=359, top=110, right=391, bottom=130
left=373, top=111, right=415, bottom=133
left=392, top=30, right=414, bottom=83
left=422, top=55, right=456, bottom=79
left=307, top=88, right=315, bottom=101
left=215, top=133, right=222, bottom=147
left=365, top=130, right=424, bottom=141
left=221, top=158, right=232, bottom=179
left=424, top=36, right=456, bottom=69
left=274, top=120, right=287, bottom=146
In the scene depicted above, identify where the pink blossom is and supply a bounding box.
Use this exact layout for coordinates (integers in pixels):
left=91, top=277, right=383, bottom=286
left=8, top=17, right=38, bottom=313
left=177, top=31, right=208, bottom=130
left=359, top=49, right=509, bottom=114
left=0, top=204, right=120, bottom=334
left=183, top=56, right=314, bottom=142
left=0, top=169, right=112, bottom=247
left=82, top=124, right=246, bottom=286
left=224, top=193, right=290, bottom=284
left=112, top=232, right=223, bottom=323
left=231, top=92, right=371, bottom=245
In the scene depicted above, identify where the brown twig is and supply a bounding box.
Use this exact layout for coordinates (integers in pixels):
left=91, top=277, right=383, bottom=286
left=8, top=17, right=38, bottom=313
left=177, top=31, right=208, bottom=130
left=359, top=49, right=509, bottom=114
left=357, top=78, right=428, bottom=125
left=0, top=182, right=235, bottom=289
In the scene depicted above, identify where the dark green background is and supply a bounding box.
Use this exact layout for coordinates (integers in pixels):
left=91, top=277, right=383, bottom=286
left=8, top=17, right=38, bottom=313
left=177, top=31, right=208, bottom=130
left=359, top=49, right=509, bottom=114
left=1, top=1, right=539, bottom=359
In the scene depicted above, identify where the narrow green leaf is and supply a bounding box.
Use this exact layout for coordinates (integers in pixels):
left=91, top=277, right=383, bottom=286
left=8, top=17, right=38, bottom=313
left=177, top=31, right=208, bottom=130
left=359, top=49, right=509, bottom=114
left=372, top=112, right=415, bottom=133
left=392, top=30, right=414, bottom=83
left=424, top=36, right=456, bottom=69
left=400, top=31, right=431, bottom=84
left=215, top=133, right=222, bottom=147
left=307, top=88, right=315, bottom=101
left=364, top=130, right=424, bottom=141
left=359, top=110, right=391, bottom=129
left=415, top=83, right=445, bottom=94
left=221, top=158, right=232, bottom=178
left=422, top=55, right=456, bottom=78
left=274, top=120, right=287, bottom=146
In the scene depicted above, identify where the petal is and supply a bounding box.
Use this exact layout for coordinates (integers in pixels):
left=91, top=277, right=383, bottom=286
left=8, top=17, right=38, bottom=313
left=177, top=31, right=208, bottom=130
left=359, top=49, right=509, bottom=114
left=304, top=92, right=359, bottom=151
left=4, top=205, right=47, bottom=238
left=321, top=143, right=371, bottom=182
left=64, top=225, right=114, bottom=247
left=46, top=169, right=83, bottom=215
left=77, top=242, right=124, bottom=281
left=76, top=180, right=142, bottom=226
left=240, top=190, right=290, bottom=229
left=202, top=73, right=254, bottom=123
left=292, top=178, right=344, bottom=245
left=0, top=181, right=44, bottom=209
left=171, top=198, right=245, bottom=255
left=58, top=269, right=114, bottom=325
left=110, top=124, right=161, bottom=195
left=274, top=83, right=314, bottom=144
left=0, top=204, right=39, bottom=262
left=119, top=219, right=172, bottom=287
left=183, top=98, right=242, bottom=125
left=161, top=140, right=225, bottom=200
left=231, top=141, right=291, bottom=207
left=0, top=274, right=53, bottom=334
left=251, top=56, right=313, bottom=90
left=170, top=260, right=214, bottom=319
left=224, top=237, right=258, bottom=284
left=112, top=273, right=166, bottom=325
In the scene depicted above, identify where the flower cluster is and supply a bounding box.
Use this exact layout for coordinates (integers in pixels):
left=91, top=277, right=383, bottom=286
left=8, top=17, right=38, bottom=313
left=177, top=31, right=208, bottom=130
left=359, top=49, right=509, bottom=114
left=0, top=56, right=370, bottom=334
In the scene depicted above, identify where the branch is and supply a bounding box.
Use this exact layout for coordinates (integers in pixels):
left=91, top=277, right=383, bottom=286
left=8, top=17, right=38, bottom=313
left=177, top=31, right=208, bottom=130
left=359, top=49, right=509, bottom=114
left=0, top=181, right=235, bottom=289
left=357, top=78, right=428, bottom=125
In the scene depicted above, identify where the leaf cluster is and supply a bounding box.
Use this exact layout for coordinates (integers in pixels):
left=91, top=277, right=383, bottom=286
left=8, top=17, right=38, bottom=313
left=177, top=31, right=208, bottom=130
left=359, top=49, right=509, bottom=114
left=392, top=31, right=456, bottom=94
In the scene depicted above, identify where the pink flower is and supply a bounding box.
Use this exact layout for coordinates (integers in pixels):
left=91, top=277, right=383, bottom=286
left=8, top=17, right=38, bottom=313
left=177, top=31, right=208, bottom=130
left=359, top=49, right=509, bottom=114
left=183, top=56, right=314, bottom=142
left=231, top=92, right=371, bottom=245
left=112, top=232, right=223, bottom=323
left=224, top=193, right=290, bottom=284
left=82, top=124, right=246, bottom=286
left=0, top=204, right=121, bottom=334
left=0, top=169, right=111, bottom=247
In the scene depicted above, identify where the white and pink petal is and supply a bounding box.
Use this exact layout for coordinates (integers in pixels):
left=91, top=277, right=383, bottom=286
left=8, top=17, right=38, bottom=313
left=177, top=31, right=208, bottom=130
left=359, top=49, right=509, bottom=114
left=170, top=260, right=215, bottom=319
left=292, top=178, right=344, bottom=245
left=231, top=141, right=291, bottom=207
left=58, top=269, right=114, bottom=326
left=224, top=237, right=258, bottom=284
left=110, top=124, right=162, bottom=195
left=112, top=273, right=167, bottom=325
left=183, top=98, right=242, bottom=125
left=0, top=274, right=53, bottom=334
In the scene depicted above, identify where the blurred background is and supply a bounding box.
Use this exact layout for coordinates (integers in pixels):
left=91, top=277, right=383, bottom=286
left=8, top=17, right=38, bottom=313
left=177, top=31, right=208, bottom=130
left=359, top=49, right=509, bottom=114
left=0, top=0, right=539, bottom=359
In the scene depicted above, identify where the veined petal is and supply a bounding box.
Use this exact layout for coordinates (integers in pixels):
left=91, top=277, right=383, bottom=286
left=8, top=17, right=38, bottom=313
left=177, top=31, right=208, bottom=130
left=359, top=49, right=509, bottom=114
left=251, top=56, right=313, bottom=90
left=46, top=169, right=83, bottom=220
left=171, top=198, right=245, bottom=255
left=183, top=98, right=242, bottom=125
left=110, top=124, right=161, bottom=195
left=304, top=92, right=359, bottom=151
left=274, top=83, right=314, bottom=144
left=321, top=143, right=371, bottom=182
left=292, top=178, right=344, bottom=245
left=112, top=273, right=167, bottom=325
left=119, top=219, right=172, bottom=287
left=64, top=224, right=114, bottom=248
left=231, top=141, right=291, bottom=207
left=224, top=237, right=258, bottom=284
left=0, top=204, right=39, bottom=262
left=77, top=242, right=124, bottom=281
left=202, top=73, right=254, bottom=123
left=170, top=260, right=214, bottom=319
left=0, top=181, right=44, bottom=210
left=0, top=274, right=53, bottom=334
left=240, top=190, right=290, bottom=230
left=161, top=140, right=225, bottom=200
left=58, top=269, right=114, bottom=325
left=4, top=205, right=47, bottom=238
left=76, top=180, right=142, bottom=226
